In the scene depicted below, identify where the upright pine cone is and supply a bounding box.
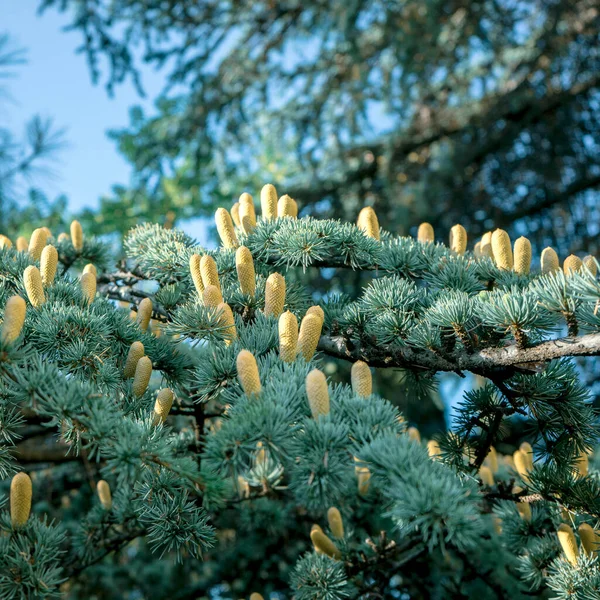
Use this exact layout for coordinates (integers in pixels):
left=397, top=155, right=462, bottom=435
left=1, top=296, right=26, bottom=344
left=203, top=285, right=223, bottom=307
left=513, top=448, right=532, bottom=483
left=264, top=273, right=286, bottom=317
left=236, top=246, right=256, bottom=296
left=133, top=356, right=152, bottom=397
left=277, top=194, right=297, bottom=218
left=310, top=528, right=341, bottom=559
left=298, top=313, right=323, bottom=361
left=16, top=236, right=29, bottom=252
left=215, top=208, right=238, bottom=248
left=70, top=220, right=84, bottom=251
left=200, top=255, right=220, bottom=290
left=480, top=231, right=493, bottom=258
left=306, top=369, right=329, bottom=419
left=123, top=341, right=145, bottom=378
left=136, top=298, right=153, bottom=331
left=23, top=266, right=46, bottom=307
left=250, top=595, right=264, bottom=600
left=491, top=229, right=513, bottom=270
left=557, top=524, right=579, bottom=565
left=239, top=192, right=257, bottom=234
left=563, top=255, right=583, bottom=276
left=278, top=311, right=298, bottom=363
left=449, top=224, right=467, bottom=255
left=80, top=271, right=97, bottom=305
left=261, top=184, right=278, bottom=220
left=153, top=388, right=174, bottom=425
left=189, top=254, right=204, bottom=297
left=236, top=350, right=261, bottom=397
left=541, top=247, right=560, bottom=274
left=417, top=223, right=434, bottom=243
left=351, top=360, right=372, bottom=397
left=217, top=302, right=237, bottom=344
left=327, top=507, right=344, bottom=539
left=230, top=202, right=241, bottom=227
left=578, top=523, right=599, bottom=556
left=583, top=255, right=598, bottom=276
left=10, top=472, right=32, bottom=528
left=57, top=232, right=69, bottom=243
left=513, top=236, right=532, bottom=275
left=407, top=427, right=421, bottom=443
left=97, top=480, right=112, bottom=510
left=28, top=227, right=48, bottom=261
left=357, top=207, right=380, bottom=240
left=0, top=234, right=12, bottom=248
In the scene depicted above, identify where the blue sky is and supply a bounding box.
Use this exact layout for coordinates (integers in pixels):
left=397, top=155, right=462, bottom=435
left=1, top=2, right=163, bottom=213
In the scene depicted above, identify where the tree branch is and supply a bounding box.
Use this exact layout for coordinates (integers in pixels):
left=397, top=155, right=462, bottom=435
left=318, top=331, right=600, bottom=379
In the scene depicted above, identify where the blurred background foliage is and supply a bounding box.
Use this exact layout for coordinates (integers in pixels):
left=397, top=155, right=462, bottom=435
left=2, top=0, right=600, bottom=436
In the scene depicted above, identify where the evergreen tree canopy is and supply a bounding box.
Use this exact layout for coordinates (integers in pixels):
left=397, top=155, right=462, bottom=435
left=38, top=0, right=600, bottom=254
left=1, top=192, right=600, bottom=598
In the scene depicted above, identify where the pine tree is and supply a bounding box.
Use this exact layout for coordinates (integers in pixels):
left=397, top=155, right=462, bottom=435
left=1, top=192, right=600, bottom=599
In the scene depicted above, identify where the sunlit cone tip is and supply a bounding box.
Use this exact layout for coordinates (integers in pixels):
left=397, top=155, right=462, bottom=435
left=10, top=472, right=32, bottom=528
left=153, top=388, right=174, bottom=425
left=28, top=228, right=48, bottom=261
left=513, top=236, right=532, bottom=275
left=261, top=183, right=278, bottom=220
left=298, top=313, right=323, bottom=361
left=250, top=594, right=264, bottom=600
left=57, top=232, right=69, bottom=243
left=357, top=206, right=380, bottom=240
left=417, top=222, right=434, bottom=243
left=491, top=229, right=513, bottom=270
left=136, top=298, right=153, bottom=331
left=1, top=296, right=27, bottom=345
left=278, top=311, right=298, bottom=363
left=449, top=224, right=467, bottom=255
left=200, top=255, right=220, bottom=290
left=277, top=194, right=296, bottom=218
left=583, top=255, right=597, bottom=276
left=123, top=341, right=145, bottom=379
left=215, top=207, right=238, bottom=248
left=83, top=263, right=97, bottom=277
left=80, top=271, right=97, bottom=304
left=306, top=305, right=325, bottom=324
left=306, top=369, right=329, bottom=419
left=264, top=272, right=286, bottom=317
left=480, top=231, right=493, bottom=258
left=563, top=254, right=583, bottom=276
left=513, top=449, right=531, bottom=482
left=236, top=350, right=261, bottom=397
left=327, top=507, right=344, bottom=539
left=540, top=247, right=560, bottom=274
left=23, top=265, right=46, bottom=308
left=0, top=234, right=12, bottom=248
left=235, top=246, right=256, bottom=296
left=133, top=356, right=152, bottom=398
left=97, top=480, right=112, bottom=510
left=70, top=220, right=84, bottom=251
left=40, top=245, right=58, bottom=286
left=239, top=192, right=257, bottom=234
left=310, top=529, right=341, bottom=559
left=351, top=360, right=372, bottom=397
left=16, top=236, right=29, bottom=252
left=557, top=524, right=579, bottom=565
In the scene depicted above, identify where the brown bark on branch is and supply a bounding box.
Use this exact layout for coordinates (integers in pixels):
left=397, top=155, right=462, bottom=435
left=318, top=331, right=600, bottom=379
